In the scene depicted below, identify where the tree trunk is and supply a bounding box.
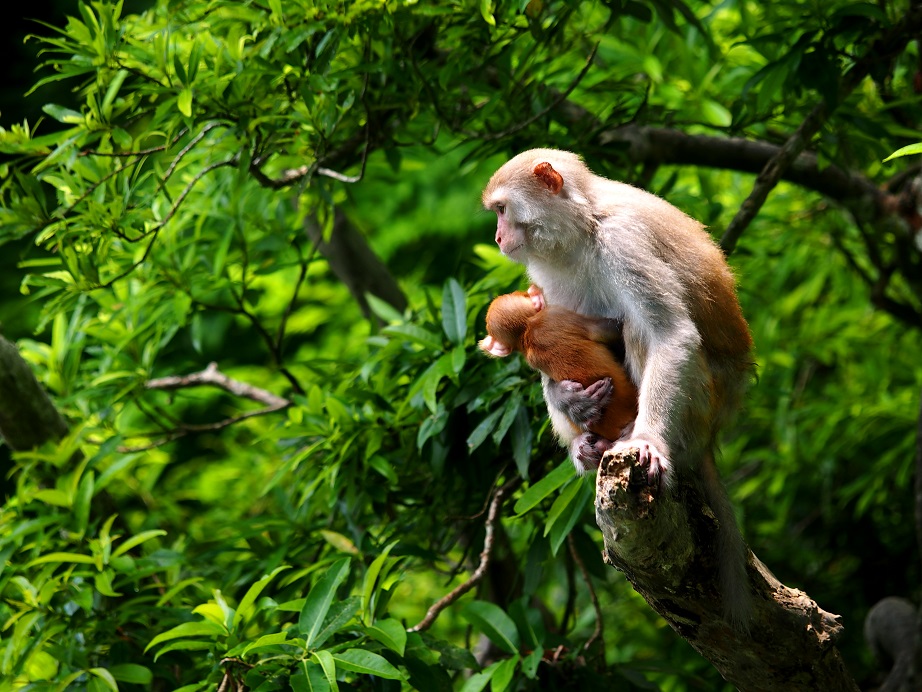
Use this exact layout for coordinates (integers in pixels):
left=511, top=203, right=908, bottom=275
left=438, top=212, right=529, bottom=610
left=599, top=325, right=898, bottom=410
left=595, top=448, right=859, bottom=691
left=0, top=334, right=67, bottom=451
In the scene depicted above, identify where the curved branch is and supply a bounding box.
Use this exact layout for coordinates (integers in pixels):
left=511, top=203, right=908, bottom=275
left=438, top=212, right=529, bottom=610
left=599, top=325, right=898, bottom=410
left=145, top=361, right=290, bottom=409
left=119, top=363, right=291, bottom=452
left=409, top=485, right=505, bottom=633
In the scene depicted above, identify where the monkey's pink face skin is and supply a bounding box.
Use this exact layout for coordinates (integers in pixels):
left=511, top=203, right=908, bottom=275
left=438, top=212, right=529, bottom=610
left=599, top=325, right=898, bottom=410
left=478, top=335, right=511, bottom=358
left=493, top=206, right=526, bottom=258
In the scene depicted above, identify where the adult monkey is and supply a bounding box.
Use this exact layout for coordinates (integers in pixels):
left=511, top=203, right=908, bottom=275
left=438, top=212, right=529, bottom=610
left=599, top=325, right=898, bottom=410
left=482, top=149, right=753, bottom=627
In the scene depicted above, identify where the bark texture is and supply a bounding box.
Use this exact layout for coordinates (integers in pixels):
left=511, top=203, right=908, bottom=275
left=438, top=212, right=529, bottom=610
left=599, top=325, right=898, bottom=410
left=596, top=448, right=858, bottom=692
left=0, top=334, right=68, bottom=451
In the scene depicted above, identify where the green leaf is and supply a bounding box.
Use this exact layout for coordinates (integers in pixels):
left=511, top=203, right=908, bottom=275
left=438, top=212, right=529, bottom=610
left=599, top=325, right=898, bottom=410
left=467, top=408, right=503, bottom=452
left=33, top=489, right=71, bottom=507
left=460, top=601, right=519, bottom=654
left=300, top=558, right=351, bottom=647
left=441, top=278, right=467, bottom=345
left=510, top=406, right=533, bottom=478
left=365, top=293, right=404, bottom=323
left=145, top=620, right=226, bottom=652
left=178, top=88, right=193, bottom=117
left=451, top=344, right=466, bottom=375
left=492, top=396, right=522, bottom=446
left=94, top=570, right=121, bottom=597
left=88, top=668, right=119, bottom=691
left=312, top=650, right=339, bottom=692
left=73, top=470, right=94, bottom=534
left=27, top=552, right=96, bottom=566
left=521, top=646, right=542, bottom=678
left=101, top=69, right=128, bottom=117
left=382, top=324, right=443, bottom=351
left=332, top=649, right=405, bottom=680
left=298, top=661, right=333, bottom=692
left=513, top=460, right=573, bottom=515
left=479, top=0, right=496, bottom=26
left=364, top=618, right=407, bottom=655
left=319, top=530, right=360, bottom=555
left=545, top=477, right=593, bottom=555
left=362, top=542, right=397, bottom=624
left=884, top=142, right=922, bottom=162
left=242, top=631, right=291, bottom=655
left=233, top=565, right=289, bottom=629
left=417, top=407, right=449, bottom=449
left=311, top=597, right=360, bottom=650
left=459, top=661, right=499, bottom=692
left=152, top=640, right=215, bottom=661
left=112, top=530, right=167, bottom=557
left=490, top=655, right=518, bottom=691
left=109, top=663, right=153, bottom=684
left=419, top=353, right=455, bottom=413
left=42, top=104, right=83, bottom=124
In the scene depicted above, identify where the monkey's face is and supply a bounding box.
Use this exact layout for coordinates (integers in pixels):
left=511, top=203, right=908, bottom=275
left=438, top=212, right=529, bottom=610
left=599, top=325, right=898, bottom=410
left=483, top=151, right=593, bottom=262
left=482, top=183, right=530, bottom=260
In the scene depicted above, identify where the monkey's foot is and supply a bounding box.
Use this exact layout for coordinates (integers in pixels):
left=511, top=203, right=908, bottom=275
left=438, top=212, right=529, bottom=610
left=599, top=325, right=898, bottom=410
left=527, top=284, right=546, bottom=311
left=550, top=377, right=613, bottom=428
left=610, top=439, right=672, bottom=488
left=570, top=432, right=613, bottom=473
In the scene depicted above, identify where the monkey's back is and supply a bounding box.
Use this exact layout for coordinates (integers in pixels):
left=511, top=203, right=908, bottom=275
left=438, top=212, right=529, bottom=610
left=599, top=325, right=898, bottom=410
left=588, top=175, right=753, bottom=436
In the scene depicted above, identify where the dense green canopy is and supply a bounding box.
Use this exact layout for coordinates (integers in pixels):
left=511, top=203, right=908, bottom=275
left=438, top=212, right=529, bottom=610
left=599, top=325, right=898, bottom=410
left=1, top=0, right=921, bottom=689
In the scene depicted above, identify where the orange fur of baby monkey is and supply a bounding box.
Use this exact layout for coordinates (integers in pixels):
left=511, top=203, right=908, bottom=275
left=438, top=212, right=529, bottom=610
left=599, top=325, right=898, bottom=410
left=482, top=291, right=637, bottom=440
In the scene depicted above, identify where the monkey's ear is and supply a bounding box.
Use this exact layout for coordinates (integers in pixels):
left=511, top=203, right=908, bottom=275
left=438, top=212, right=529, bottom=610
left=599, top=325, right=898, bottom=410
left=479, top=336, right=511, bottom=358
left=533, top=162, right=564, bottom=195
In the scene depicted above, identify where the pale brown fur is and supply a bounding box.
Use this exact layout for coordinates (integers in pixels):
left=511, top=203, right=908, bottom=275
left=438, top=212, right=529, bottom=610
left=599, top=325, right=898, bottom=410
left=482, top=149, right=753, bottom=628
left=480, top=291, right=638, bottom=441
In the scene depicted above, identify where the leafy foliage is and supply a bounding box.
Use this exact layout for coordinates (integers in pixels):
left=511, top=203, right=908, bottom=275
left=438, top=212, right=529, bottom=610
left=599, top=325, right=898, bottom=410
left=0, top=0, right=921, bottom=689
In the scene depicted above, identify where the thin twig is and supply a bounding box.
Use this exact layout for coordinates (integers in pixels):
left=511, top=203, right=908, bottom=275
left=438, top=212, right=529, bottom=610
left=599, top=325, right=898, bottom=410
left=408, top=486, right=506, bottom=632
left=118, top=405, right=286, bottom=453
left=118, top=364, right=291, bottom=452
left=274, top=241, right=312, bottom=353
left=80, top=128, right=188, bottom=157
left=146, top=361, right=290, bottom=408
left=316, top=166, right=362, bottom=183
left=144, top=156, right=239, bottom=239
left=568, top=533, right=604, bottom=655
left=479, top=43, right=599, bottom=142
left=161, top=122, right=227, bottom=185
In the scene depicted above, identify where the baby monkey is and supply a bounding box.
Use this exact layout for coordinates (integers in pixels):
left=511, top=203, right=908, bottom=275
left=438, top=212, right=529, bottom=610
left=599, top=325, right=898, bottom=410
left=479, top=290, right=638, bottom=464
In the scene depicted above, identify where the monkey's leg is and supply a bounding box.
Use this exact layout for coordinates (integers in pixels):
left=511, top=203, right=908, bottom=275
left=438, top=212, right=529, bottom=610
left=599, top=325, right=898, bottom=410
left=570, top=432, right=614, bottom=473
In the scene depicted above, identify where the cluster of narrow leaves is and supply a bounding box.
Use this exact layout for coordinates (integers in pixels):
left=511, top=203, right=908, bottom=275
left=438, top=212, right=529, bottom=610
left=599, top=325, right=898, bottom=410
left=0, top=265, right=645, bottom=690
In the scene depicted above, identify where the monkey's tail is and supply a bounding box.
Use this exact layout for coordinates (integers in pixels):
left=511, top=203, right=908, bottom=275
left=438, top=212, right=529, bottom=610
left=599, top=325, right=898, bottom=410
left=700, top=451, right=752, bottom=631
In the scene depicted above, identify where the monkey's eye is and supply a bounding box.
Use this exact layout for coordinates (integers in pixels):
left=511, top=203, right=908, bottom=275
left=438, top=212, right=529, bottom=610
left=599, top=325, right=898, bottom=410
left=495, top=204, right=506, bottom=215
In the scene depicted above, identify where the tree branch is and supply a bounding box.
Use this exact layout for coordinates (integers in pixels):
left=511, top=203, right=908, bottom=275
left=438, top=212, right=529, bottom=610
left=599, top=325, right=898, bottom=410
left=596, top=448, right=858, bottom=691
left=408, top=485, right=505, bottom=633
left=0, top=335, right=68, bottom=451
left=145, top=361, right=290, bottom=409
left=303, top=208, right=408, bottom=319
left=719, top=4, right=922, bottom=253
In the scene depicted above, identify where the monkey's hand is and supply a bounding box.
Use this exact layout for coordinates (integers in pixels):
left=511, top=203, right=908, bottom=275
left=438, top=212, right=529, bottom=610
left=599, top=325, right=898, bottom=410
left=610, top=439, right=673, bottom=488
left=546, top=377, right=613, bottom=429
left=527, top=284, right=546, bottom=311
left=569, top=432, right=613, bottom=473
